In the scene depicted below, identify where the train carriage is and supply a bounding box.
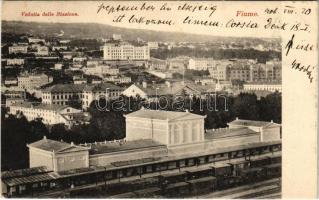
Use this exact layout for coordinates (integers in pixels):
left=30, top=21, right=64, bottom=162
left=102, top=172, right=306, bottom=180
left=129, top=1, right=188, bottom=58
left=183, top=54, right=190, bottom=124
left=212, top=163, right=232, bottom=177
left=185, top=166, right=213, bottom=180
left=249, top=156, right=271, bottom=168
left=187, top=176, right=217, bottom=195
left=268, top=154, right=282, bottom=164
left=228, top=160, right=250, bottom=176
left=133, top=186, right=162, bottom=198
left=263, top=163, right=281, bottom=178
left=163, top=182, right=190, bottom=197
left=239, top=167, right=266, bottom=183
left=108, top=191, right=137, bottom=198
left=159, top=171, right=186, bottom=186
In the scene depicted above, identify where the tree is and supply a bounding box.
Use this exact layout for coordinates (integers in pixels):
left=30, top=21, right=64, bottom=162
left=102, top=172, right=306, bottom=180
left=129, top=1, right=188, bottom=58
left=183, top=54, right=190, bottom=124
left=230, top=93, right=260, bottom=120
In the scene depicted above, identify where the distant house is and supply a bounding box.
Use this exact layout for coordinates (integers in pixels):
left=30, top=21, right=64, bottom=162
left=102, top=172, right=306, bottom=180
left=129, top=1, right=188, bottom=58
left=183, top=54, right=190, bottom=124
left=36, top=46, right=49, bottom=56
left=6, top=58, right=24, bottom=66
left=17, top=74, right=53, bottom=90
left=188, top=58, right=214, bottom=70
left=9, top=45, right=28, bottom=54
left=122, top=81, right=213, bottom=100
left=4, top=77, right=18, bottom=86
left=243, top=82, right=282, bottom=92
left=9, top=102, right=90, bottom=128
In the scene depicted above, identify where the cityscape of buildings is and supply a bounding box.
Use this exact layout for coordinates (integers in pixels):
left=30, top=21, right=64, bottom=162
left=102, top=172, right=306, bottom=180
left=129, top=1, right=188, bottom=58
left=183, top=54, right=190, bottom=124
left=1, top=28, right=282, bottom=198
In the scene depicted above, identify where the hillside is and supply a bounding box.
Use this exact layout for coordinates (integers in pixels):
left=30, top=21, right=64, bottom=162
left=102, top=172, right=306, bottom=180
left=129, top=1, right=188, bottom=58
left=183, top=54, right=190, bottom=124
left=2, top=20, right=279, bottom=44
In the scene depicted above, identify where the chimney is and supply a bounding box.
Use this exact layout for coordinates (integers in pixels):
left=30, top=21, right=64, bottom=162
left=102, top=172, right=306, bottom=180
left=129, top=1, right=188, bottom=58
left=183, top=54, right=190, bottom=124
left=142, top=81, right=147, bottom=88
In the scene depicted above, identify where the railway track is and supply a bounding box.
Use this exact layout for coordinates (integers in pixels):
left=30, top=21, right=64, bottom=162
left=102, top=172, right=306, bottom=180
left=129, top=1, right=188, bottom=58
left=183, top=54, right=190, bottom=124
left=197, top=178, right=281, bottom=199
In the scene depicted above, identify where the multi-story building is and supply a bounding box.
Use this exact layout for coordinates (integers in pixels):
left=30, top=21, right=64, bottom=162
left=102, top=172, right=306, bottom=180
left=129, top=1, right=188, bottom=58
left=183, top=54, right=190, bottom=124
left=4, top=78, right=18, bottom=86
left=17, top=74, right=53, bottom=90
left=103, top=75, right=132, bottom=84
left=209, top=62, right=231, bottom=81
left=112, top=34, right=122, bottom=41
left=250, top=61, right=282, bottom=82
left=6, top=58, right=24, bottom=66
left=147, top=70, right=173, bottom=79
left=147, top=42, right=159, bottom=50
left=36, top=46, right=49, bottom=56
left=41, top=83, right=123, bottom=109
left=52, top=46, right=68, bottom=51
left=9, top=102, right=89, bottom=127
left=41, top=84, right=84, bottom=106
left=243, top=82, right=282, bottom=92
left=83, top=65, right=120, bottom=77
left=194, top=77, right=216, bottom=85
left=82, top=83, right=123, bottom=109
left=9, top=45, right=28, bottom=54
left=167, top=58, right=187, bottom=72
left=73, top=57, right=87, bottom=63
left=188, top=58, right=214, bottom=70
left=28, top=38, right=45, bottom=44
left=266, top=60, right=282, bottom=81
left=148, top=58, right=167, bottom=70
left=103, top=41, right=150, bottom=60
left=228, top=64, right=251, bottom=82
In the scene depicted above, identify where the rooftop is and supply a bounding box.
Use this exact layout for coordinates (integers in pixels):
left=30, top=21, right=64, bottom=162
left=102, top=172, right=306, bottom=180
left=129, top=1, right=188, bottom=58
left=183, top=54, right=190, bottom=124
left=132, top=81, right=213, bottom=96
left=1, top=166, right=50, bottom=180
left=125, top=108, right=205, bottom=121
left=10, top=102, right=73, bottom=112
left=42, top=83, right=85, bottom=93
left=228, top=119, right=279, bottom=127
left=205, top=127, right=258, bottom=140
left=87, top=139, right=166, bottom=155
left=28, top=137, right=89, bottom=153
left=244, top=82, right=282, bottom=85
left=42, top=83, right=122, bottom=93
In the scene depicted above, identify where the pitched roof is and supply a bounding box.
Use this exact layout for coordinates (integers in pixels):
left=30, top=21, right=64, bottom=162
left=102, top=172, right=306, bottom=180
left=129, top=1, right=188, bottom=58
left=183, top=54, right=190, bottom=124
left=88, top=139, right=165, bottom=155
left=132, top=81, right=213, bottom=96
left=125, top=108, right=205, bottom=121
left=42, top=84, right=85, bottom=93
left=205, top=127, right=257, bottom=140
left=83, top=82, right=122, bottom=92
left=10, top=102, right=73, bottom=112
left=228, top=119, right=280, bottom=127
left=28, top=137, right=89, bottom=153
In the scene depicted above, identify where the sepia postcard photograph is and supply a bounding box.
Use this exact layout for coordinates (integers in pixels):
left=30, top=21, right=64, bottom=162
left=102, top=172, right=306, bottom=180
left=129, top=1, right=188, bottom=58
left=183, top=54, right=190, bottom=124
left=0, top=1, right=317, bottom=199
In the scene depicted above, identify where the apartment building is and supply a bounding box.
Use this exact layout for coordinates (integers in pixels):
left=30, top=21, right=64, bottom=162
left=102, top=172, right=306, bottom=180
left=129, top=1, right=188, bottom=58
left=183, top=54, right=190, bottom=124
left=17, top=74, right=53, bottom=90
left=41, top=83, right=123, bottom=110
left=9, top=102, right=88, bottom=127
left=36, top=46, right=49, bottom=56
left=243, top=82, right=282, bottom=92
left=6, top=58, right=24, bottom=65
left=103, top=41, right=150, bottom=60
left=83, top=65, right=120, bottom=77
left=188, top=58, right=214, bottom=70
left=9, top=45, right=28, bottom=54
